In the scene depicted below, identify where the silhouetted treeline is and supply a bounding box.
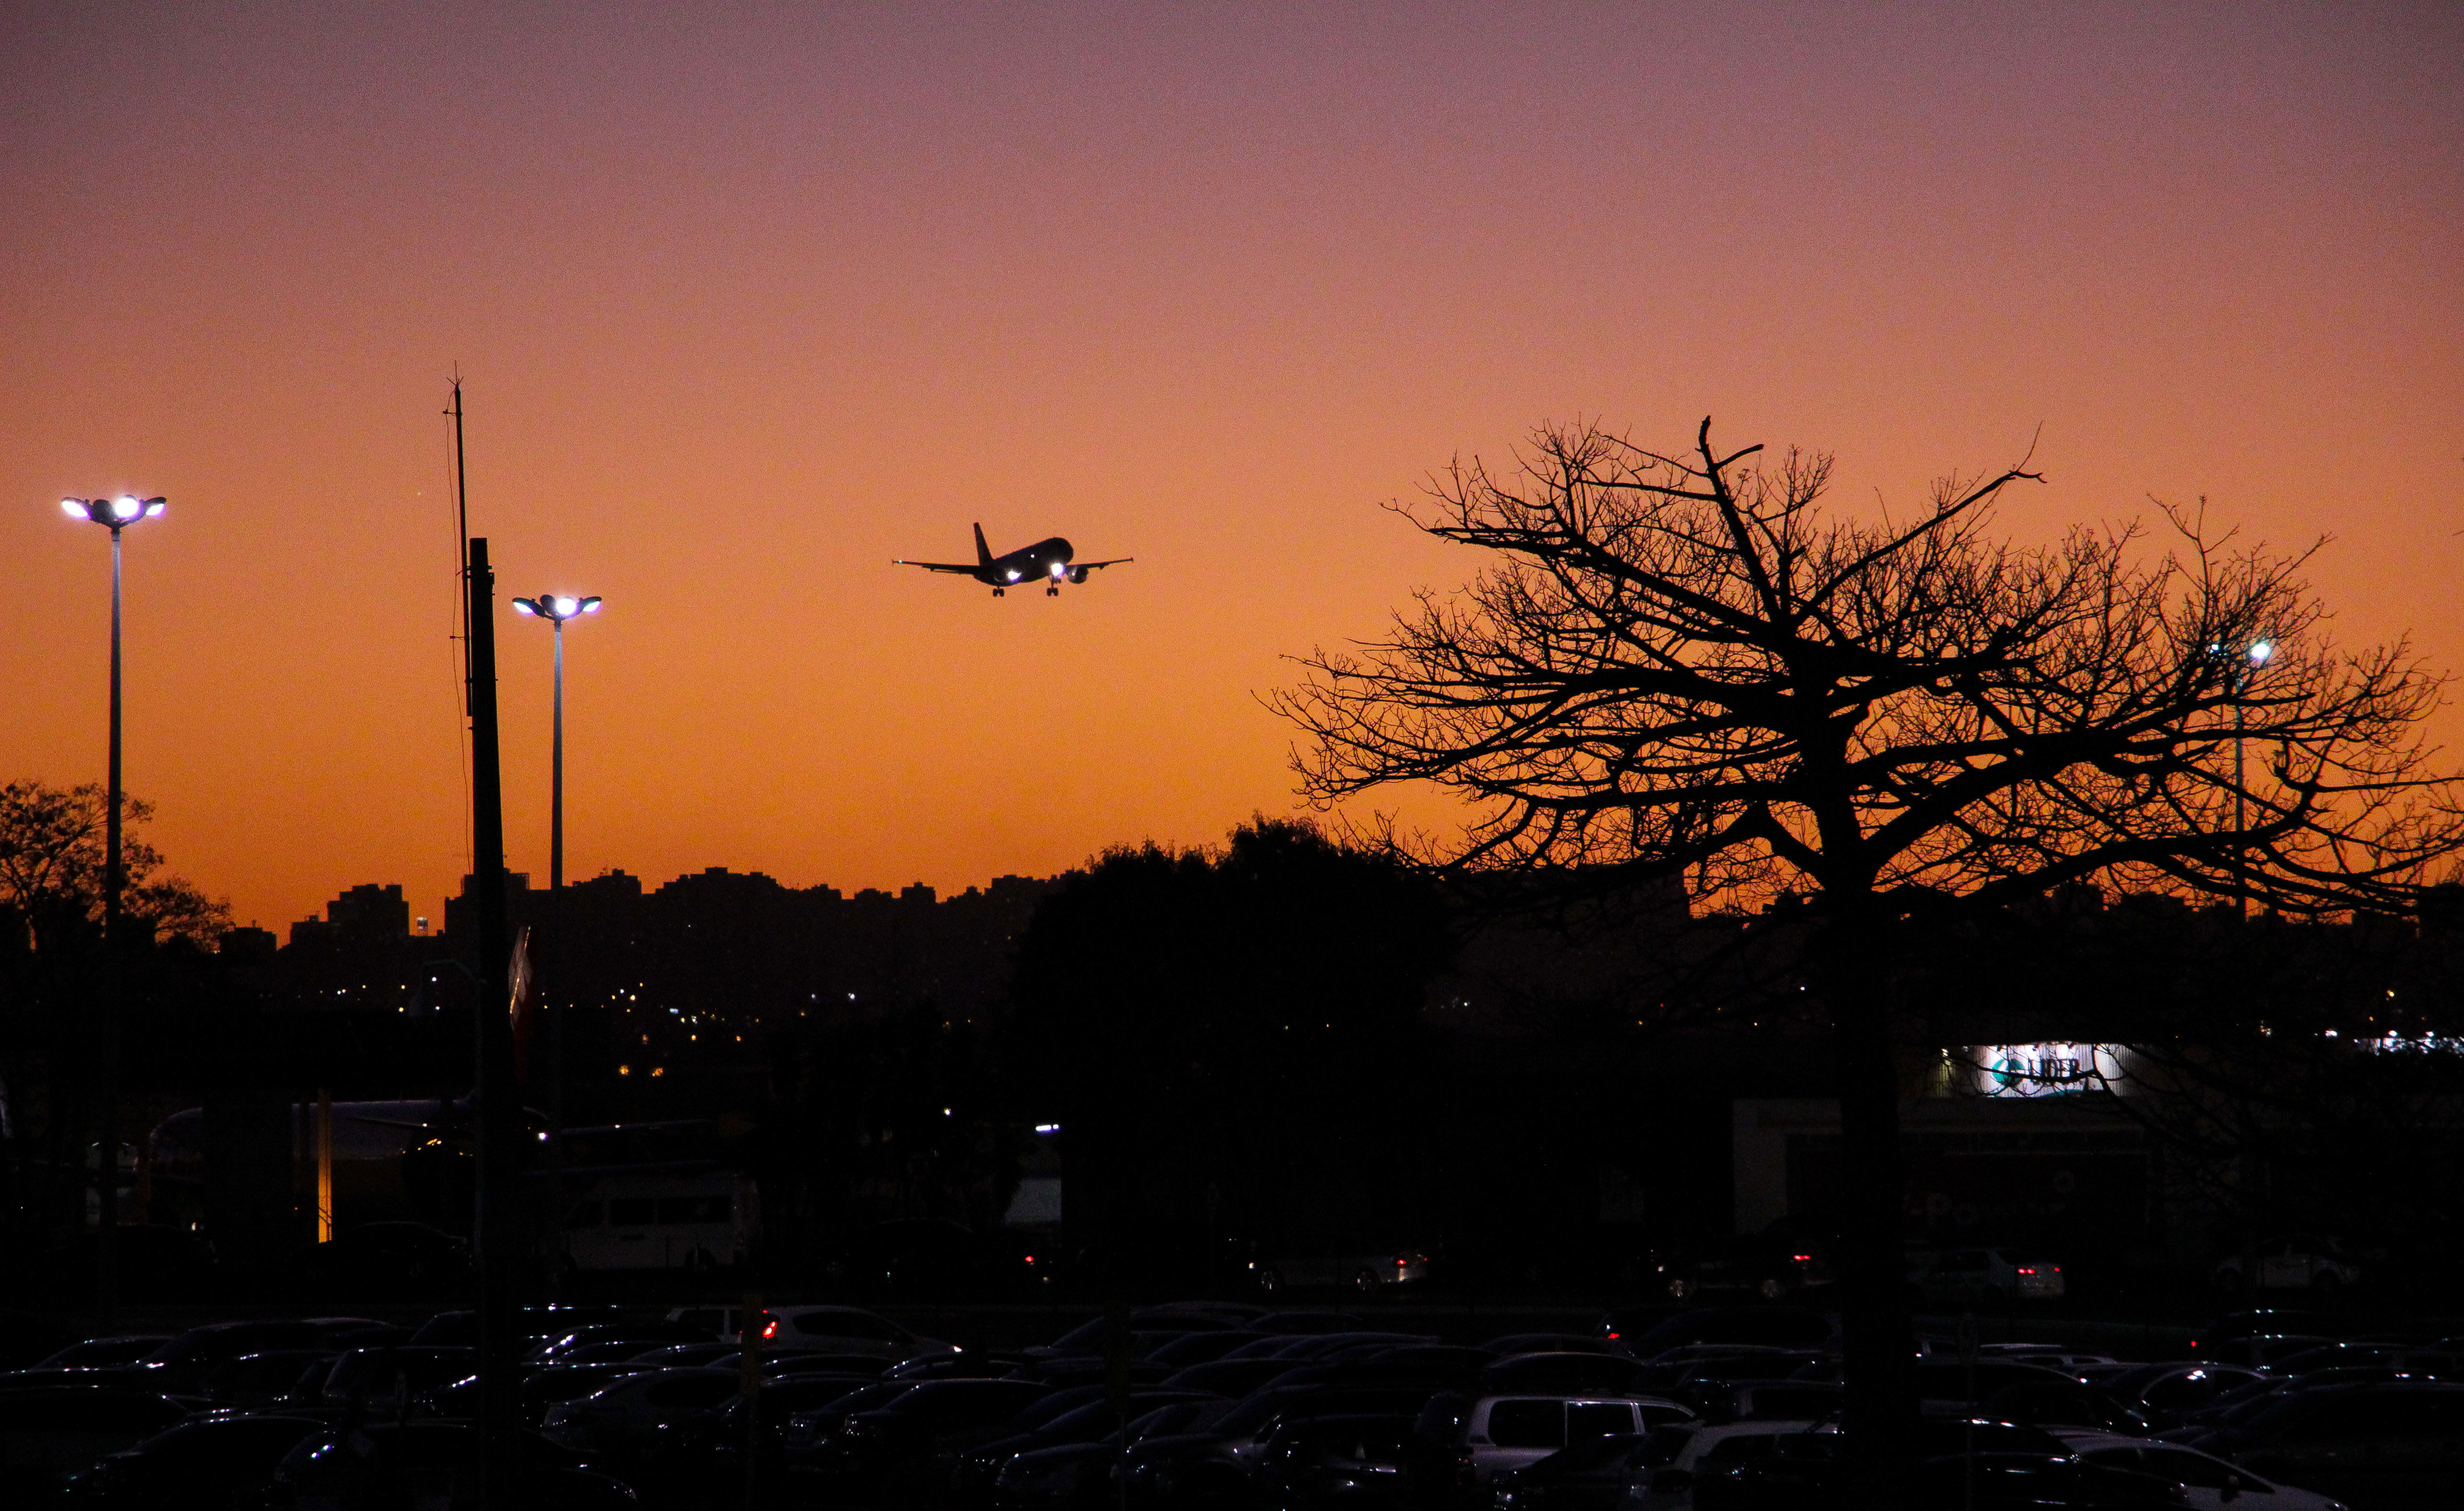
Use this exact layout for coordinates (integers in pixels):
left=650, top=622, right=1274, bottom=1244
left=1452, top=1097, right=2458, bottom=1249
left=1009, top=820, right=1456, bottom=1274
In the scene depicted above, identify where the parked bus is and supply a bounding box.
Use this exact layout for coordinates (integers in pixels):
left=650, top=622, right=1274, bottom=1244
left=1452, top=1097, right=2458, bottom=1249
left=556, top=1165, right=759, bottom=1273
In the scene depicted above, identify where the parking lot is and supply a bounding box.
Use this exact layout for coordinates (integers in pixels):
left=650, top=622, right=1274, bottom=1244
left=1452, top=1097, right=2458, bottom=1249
left=9, top=1290, right=2464, bottom=1511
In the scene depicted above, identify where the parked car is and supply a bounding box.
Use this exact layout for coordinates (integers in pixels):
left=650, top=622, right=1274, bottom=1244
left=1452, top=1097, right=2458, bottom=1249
left=256, top=1419, right=634, bottom=1509
left=197, top=1349, right=338, bottom=1410
left=529, top=1319, right=712, bottom=1364
left=2094, top=1364, right=2263, bottom=1425
left=1458, top=1394, right=1697, bottom=1484
left=1253, top=1412, right=1422, bottom=1511
left=1118, top=1385, right=1442, bottom=1507
left=1601, top=1308, right=1834, bottom=1359
left=1908, top=1247, right=2065, bottom=1303
left=1908, top=1452, right=2186, bottom=1509
left=128, top=1320, right=331, bottom=1394
left=56, top=1412, right=325, bottom=1508
left=0, top=1387, right=192, bottom=1501
left=1978, top=1378, right=2151, bottom=1435
left=1255, top=1247, right=1436, bottom=1295
left=2053, top=1430, right=2345, bottom=1511
left=2173, top=1378, right=2464, bottom=1506
left=1627, top=1419, right=1828, bottom=1511
left=541, top=1366, right=746, bottom=1459
left=735, top=1304, right=953, bottom=1361
left=319, top=1346, right=480, bottom=1416
left=33, top=1335, right=172, bottom=1371
left=1478, top=1354, right=1650, bottom=1397
left=953, top=1390, right=1224, bottom=1507
left=2210, top=1236, right=2364, bottom=1297
left=1647, top=1238, right=1834, bottom=1303
left=1489, top=1428, right=1694, bottom=1511
left=792, top=1377, right=1056, bottom=1500
left=1675, top=1421, right=2077, bottom=1510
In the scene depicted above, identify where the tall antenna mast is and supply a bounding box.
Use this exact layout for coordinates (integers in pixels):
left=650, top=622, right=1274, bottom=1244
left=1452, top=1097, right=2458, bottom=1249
left=449, top=376, right=471, bottom=703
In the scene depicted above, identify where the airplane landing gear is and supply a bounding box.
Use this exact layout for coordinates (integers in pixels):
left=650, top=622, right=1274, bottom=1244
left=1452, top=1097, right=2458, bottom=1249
left=992, top=587, right=1005, bottom=597
left=1046, top=585, right=1060, bottom=596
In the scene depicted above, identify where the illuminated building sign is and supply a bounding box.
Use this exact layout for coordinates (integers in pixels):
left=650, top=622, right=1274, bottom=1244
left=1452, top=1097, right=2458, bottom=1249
left=1954, top=1043, right=2126, bottom=1099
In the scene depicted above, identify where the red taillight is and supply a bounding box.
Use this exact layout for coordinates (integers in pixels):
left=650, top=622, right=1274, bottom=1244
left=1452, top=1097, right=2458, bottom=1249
left=1791, top=1254, right=1812, bottom=1263
left=2018, top=1267, right=2035, bottom=1275
left=1024, top=1255, right=1035, bottom=1264
left=1605, top=1331, right=1620, bottom=1341
left=762, top=1318, right=779, bottom=1340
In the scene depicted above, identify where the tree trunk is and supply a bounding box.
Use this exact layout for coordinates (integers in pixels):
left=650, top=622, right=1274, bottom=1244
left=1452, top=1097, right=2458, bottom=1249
left=1819, top=922, right=1919, bottom=1491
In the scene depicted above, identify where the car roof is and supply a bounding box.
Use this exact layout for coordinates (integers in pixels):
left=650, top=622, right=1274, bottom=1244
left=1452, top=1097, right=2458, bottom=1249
left=1473, top=1393, right=1687, bottom=1409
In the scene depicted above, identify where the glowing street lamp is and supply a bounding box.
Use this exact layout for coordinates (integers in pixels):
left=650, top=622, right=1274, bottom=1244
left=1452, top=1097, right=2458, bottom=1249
left=509, top=594, right=601, bottom=890
left=2208, top=636, right=2274, bottom=919
left=59, top=493, right=166, bottom=1310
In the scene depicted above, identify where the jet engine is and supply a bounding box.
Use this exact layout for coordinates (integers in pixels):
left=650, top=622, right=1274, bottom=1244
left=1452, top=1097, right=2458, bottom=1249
left=1068, top=566, right=1090, bottom=584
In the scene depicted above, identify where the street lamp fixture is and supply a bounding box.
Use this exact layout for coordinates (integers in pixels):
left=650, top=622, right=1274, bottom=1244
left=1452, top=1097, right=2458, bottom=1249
left=508, top=593, right=602, bottom=891
left=58, top=492, right=166, bottom=1312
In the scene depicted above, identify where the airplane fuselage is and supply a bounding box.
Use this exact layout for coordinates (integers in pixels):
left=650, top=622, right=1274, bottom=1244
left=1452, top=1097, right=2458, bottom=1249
left=977, top=537, right=1081, bottom=588
left=894, top=525, right=1129, bottom=594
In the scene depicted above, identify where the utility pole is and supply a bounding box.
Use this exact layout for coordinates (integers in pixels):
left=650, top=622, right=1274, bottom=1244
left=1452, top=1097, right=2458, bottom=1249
left=467, top=532, right=521, bottom=1499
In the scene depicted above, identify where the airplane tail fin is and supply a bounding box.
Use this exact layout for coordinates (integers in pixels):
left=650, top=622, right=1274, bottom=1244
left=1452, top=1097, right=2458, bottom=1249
left=973, top=523, right=992, bottom=569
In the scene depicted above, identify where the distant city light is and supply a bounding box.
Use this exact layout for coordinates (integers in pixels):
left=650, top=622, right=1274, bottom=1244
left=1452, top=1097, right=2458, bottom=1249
left=1033, top=1123, right=1060, bottom=1134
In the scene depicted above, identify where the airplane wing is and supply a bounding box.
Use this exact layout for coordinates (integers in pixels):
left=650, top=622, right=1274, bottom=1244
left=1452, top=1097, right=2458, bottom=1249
left=894, top=559, right=979, bottom=573
left=1072, top=557, right=1135, bottom=570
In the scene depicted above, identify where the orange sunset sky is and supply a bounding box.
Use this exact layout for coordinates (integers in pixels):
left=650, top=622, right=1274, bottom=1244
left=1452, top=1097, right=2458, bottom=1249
left=5, top=3, right=2460, bottom=937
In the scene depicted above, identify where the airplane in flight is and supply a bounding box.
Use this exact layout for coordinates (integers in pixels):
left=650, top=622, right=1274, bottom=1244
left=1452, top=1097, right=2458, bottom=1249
left=895, top=524, right=1133, bottom=596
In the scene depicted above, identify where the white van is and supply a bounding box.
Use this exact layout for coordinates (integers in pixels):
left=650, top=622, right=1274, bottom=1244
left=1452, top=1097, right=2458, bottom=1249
left=558, top=1168, right=758, bottom=1272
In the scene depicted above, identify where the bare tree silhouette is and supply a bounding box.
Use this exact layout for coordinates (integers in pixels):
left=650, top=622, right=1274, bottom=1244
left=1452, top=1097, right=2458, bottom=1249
left=0, top=779, right=228, bottom=953
left=1272, top=416, right=2464, bottom=1480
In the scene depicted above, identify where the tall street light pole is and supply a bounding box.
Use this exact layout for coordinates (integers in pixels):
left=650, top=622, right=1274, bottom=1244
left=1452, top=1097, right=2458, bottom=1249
left=509, top=591, right=599, bottom=1306
left=508, top=593, right=603, bottom=891
left=60, top=493, right=166, bottom=1313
